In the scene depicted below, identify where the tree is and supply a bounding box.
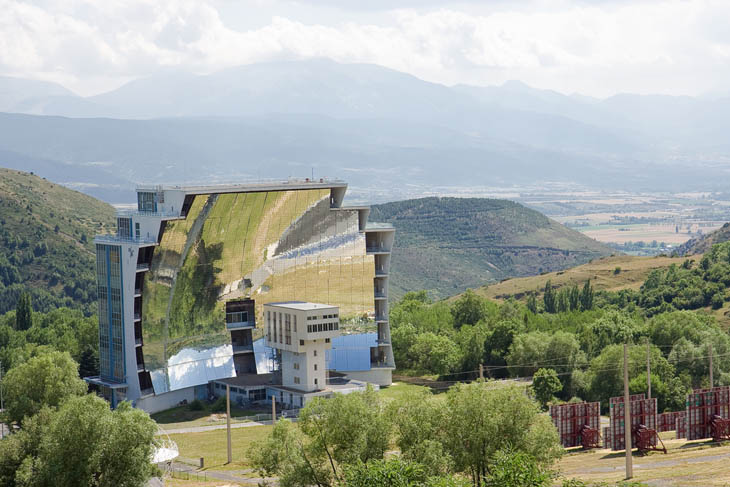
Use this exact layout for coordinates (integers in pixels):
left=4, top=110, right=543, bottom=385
left=15, top=293, right=32, bottom=331
left=3, top=395, right=157, bottom=487
left=2, top=351, right=87, bottom=424
left=451, top=290, right=489, bottom=327
left=411, top=333, right=461, bottom=375
left=254, top=386, right=392, bottom=485
left=580, top=281, right=593, bottom=311
left=532, top=369, right=562, bottom=409
left=249, top=419, right=331, bottom=487
left=484, top=449, right=554, bottom=487
left=543, top=281, right=556, bottom=314
left=341, top=458, right=469, bottom=487
left=390, top=389, right=451, bottom=477
left=526, top=293, right=538, bottom=314
left=443, top=382, right=561, bottom=486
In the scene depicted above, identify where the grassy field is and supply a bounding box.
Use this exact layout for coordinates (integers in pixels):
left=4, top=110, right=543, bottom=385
left=559, top=437, right=730, bottom=486
left=168, top=424, right=273, bottom=472
left=471, top=254, right=689, bottom=301
left=153, top=404, right=265, bottom=431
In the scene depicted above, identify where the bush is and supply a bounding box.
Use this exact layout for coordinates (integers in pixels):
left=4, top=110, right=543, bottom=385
left=188, top=399, right=205, bottom=411
left=211, top=396, right=227, bottom=413
left=614, top=266, right=621, bottom=275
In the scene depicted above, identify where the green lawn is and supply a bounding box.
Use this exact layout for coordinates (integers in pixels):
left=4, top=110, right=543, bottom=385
left=168, top=424, right=273, bottom=471
left=376, top=381, right=435, bottom=402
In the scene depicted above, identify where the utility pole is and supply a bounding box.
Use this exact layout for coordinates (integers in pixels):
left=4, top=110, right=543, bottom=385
left=0, top=360, right=4, bottom=439
left=710, top=343, right=714, bottom=389
left=272, top=395, right=277, bottom=424
left=646, top=340, right=651, bottom=399
left=624, top=343, right=633, bottom=479
left=226, top=385, right=232, bottom=464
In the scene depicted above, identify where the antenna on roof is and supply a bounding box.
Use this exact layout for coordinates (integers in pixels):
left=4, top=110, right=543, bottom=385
left=312, top=167, right=314, bottom=180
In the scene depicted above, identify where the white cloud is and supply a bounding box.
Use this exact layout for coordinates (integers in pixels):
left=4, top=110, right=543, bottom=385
left=2, top=0, right=730, bottom=96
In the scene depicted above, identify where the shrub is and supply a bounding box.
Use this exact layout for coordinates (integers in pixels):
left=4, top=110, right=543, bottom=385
left=188, top=399, right=205, bottom=411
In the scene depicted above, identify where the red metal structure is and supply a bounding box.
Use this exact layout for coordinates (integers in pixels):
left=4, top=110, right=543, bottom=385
left=549, top=402, right=601, bottom=448
left=686, top=386, right=730, bottom=441
left=607, top=394, right=662, bottom=451
left=632, top=424, right=667, bottom=454
left=657, top=411, right=685, bottom=433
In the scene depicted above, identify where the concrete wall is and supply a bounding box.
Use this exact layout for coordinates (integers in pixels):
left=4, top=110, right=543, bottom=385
left=343, top=368, right=393, bottom=387
left=135, top=386, right=195, bottom=414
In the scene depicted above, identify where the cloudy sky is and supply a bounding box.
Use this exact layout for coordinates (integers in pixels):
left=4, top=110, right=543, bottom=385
left=2, top=0, right=729, bottom=97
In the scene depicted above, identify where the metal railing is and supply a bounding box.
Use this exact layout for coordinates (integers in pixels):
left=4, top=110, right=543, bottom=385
left=94, top=235, right=158, bottom=245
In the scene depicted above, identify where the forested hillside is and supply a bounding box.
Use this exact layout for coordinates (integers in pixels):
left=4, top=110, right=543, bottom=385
left=391, top=242, right=730, bottom=414
left=0, top=169, right=116, bottom=314
left=678, top=222, right=730, bottom=256
left=370, top=197, right=613, bottom=299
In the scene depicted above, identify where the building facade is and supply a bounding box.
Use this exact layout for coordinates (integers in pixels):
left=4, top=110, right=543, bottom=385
left=85, top=179, right=395, bottom=412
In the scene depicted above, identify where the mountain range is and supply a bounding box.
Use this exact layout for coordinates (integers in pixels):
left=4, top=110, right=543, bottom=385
left=2, top=59, right=730, bottom=203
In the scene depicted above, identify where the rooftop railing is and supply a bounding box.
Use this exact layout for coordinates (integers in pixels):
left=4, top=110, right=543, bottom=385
left=137, top=177, right=346, bottom=193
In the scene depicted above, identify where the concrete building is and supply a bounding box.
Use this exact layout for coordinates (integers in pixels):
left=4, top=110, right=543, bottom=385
left=264, top=302, right=339, bottom=392
left=84, top=179, right=395, bottom=412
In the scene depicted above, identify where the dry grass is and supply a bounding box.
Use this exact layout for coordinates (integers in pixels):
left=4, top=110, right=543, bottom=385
left=558, top=437, right=730, bottom=486
left=472, top=254, right=689, bottom=301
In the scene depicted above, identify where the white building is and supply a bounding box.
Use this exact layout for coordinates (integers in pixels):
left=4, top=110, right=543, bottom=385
left=264, top=302, right=339, bottom=392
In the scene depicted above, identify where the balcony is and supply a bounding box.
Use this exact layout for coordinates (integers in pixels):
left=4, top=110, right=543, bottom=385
left=365, top=222, right=395, bottom=231
left=374, top=290, right=386, bottom=299
left=375, top=315, right=388, bottom=322
left=136, top=263, right=150, bottom=272
left=134, top=313, right=141, bottom=322
left=135, top=337, right=143, bottom=346
left=366, top=246, right=390, bottom=254
left=375, top=269, right=388, bottom=277
left=117, top=209, right=182, bottom=221
left=139, top=387, right=154, bottom=397
left=226, top=320, right=255, bottom=331
left=134, top=289, right=142, bottom=297
left=376, top=338, right=391, bottom=345
left=232, top=343, right=254, bottom=354
left=95, top=235, right=158, bottom=246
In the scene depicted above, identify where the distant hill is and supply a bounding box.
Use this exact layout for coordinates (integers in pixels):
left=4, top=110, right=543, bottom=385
left=369, top=197, right=614, bottom=300
left=3, top=60, right=730, bottom=201
left=0, top=169, right=116, bottom=315
left=677, top=223, right=730, bottom=256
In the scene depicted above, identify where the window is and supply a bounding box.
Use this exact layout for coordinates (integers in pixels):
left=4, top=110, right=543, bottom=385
left=117, top=217, right=131, bottom=238
left=294, top=377, right=300, bottom=384
left=226, top=311, right=248, bottom=324
left=314, top=378, right=318, bottom=386
left=138, top=192, right=156, bottom=212
left=293, top=363, right=300, bottom=370
left=314, top=364, right=318, bottom=371
left=313, top=350, right=317, bottom=357
left=293, top=315, right=297, bottom=333
left=285, top=314, right=291, bottom=345
left=135, top=222, right=140, bottom=239
left=300, top=339, right=304, bottom=346
left=325, top=338, right=330, bottom=343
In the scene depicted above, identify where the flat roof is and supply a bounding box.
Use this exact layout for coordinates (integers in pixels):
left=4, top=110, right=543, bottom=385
left=213, top=373, right=276, bottom=388
left=265, top=301, right=338, bottom=311
left=137, top=178, right=346, bottom=196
